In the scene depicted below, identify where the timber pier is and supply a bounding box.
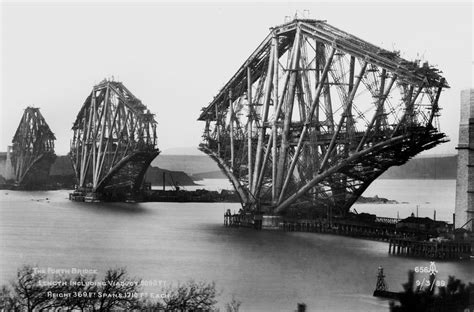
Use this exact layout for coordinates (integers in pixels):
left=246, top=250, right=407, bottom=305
left=388, top=238, right=472, bottom=260
left=224, top=211, right=473, bottom=260
left=280, top=219, right=397, bottom=241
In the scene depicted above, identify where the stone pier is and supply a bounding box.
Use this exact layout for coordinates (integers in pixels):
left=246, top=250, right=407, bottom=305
left=455, top=89, right=474, bottom=230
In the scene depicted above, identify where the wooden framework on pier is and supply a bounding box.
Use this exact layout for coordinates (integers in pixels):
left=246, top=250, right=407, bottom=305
left=70, top=80, right=159, bottom=196
left=11, top=107, right=56, bottom=186
left=389, top=238, right=472, bottom=259
left=198, top=19, right=448, bottom=215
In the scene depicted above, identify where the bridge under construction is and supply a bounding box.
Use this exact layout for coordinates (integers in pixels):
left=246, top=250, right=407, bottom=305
left=198, top=19, right=448, bottom=218
left=8, top=107, right=56, bottom=188
left=70, top=80, right=159, bottom=202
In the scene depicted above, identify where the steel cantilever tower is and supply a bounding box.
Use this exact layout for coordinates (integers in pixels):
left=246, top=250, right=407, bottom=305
left=70, top=79, right=159, bottom=201
left=198, top=19, right=448, bottom=216
left=11, top=107, right=56, bottom=188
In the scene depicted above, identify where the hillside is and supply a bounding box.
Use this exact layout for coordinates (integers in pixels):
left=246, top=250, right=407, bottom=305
left=50, top=155, right=75, bottom=175
left=152, top=154, right=219, bottom=175
left=156, top=154, right=458, bottom=180
left=1, top=153, right=459, bottom=188
left=192, top=170, right=226, bottom=180
left=47, top=156, right=197, bottom=186
left=144, top=167, right=196, bottom=186
left=380, top=155, right=457, bottom=179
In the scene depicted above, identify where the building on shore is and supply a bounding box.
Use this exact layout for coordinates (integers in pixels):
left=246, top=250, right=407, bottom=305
left=396, top=215, right=449, bottom=234
left=455, top=89, right=474, bottom=231
left=0, top=146, right=15, bottom=182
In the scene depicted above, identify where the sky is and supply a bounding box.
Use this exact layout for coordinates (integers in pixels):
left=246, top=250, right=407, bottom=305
left=1, top=1, right=473, bottom=156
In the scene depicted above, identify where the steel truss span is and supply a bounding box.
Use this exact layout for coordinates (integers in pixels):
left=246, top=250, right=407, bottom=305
left=70, top=80, right=159, bottom=198
left=11, top=107, right=56, bottom=187
left=198, top=19, right=448, bottom=216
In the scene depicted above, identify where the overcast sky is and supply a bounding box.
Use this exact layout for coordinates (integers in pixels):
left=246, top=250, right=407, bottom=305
left=1, top=1, right=472, bottom=156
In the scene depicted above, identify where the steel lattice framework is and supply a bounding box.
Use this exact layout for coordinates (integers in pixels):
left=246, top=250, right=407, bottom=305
left=70, top=80, right=159, bottom=197
left=198, top=19, right=448, bottom=216
left=11, top=107, right=56, bottom=186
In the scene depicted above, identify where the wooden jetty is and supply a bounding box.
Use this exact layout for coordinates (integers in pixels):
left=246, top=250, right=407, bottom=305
left=223, top=212, right=473, bottom=260
left=279, top=217, right=402, bottom=242
left=388, top=238, right=472, bottom=260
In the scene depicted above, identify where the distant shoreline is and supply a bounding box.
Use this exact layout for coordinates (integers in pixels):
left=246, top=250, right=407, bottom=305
left=0, top=153, right=459, bottom=190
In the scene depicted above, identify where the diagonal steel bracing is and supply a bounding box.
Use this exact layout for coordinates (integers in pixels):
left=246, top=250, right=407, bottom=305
left=198, top=19, right=448, bottom=216
left=11, top=107, right=56, bottom=186
left=70, top=79, right=159, bottom=195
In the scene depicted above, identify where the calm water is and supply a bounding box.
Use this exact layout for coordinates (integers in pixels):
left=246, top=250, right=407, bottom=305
left=0, top=179, right=472, bottom=311
left=356, top=179, right=456, bottom=222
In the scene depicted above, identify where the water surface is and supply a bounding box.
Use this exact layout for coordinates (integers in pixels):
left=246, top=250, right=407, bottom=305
left=0, top=179, right=471, bottom=311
